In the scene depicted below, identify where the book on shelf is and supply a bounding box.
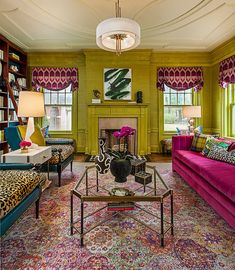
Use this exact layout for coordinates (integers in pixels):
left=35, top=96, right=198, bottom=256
left=0, top=96, right=3, bottom=107
left=9, top=53, right=20, bottom=61
left=0, top=50, right=4, bottom=60
left=0, top=130, right=4, bottom=141
left=0, top=110, right=4, bottom=121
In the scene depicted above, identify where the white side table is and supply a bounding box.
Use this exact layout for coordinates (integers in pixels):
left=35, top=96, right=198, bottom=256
left=1, top=146, right=52, bottom=164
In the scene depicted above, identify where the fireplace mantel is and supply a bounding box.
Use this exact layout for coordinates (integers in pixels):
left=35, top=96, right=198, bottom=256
left=87, top=104, right=149, bottom=155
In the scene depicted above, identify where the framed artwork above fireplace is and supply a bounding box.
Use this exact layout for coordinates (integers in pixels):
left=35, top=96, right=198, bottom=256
left=104, top=68, right=132, bottom=100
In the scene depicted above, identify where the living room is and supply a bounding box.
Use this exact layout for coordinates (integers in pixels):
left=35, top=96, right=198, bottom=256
left=0, top=0, right=235, bottom=269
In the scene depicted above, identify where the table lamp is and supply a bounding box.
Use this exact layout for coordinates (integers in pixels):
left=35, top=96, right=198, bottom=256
left=182, top=105, right=201, bottom=133
left=18, top=91, right=45, bottom=146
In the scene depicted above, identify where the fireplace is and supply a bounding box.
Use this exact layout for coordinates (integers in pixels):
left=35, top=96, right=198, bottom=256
left=99, top=117, right=137, bottom=154
left=87, top=104, right=149, bottom=155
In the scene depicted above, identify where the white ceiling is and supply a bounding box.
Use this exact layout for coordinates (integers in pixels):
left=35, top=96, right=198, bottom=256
left=0, top=0, right=235, bottom=52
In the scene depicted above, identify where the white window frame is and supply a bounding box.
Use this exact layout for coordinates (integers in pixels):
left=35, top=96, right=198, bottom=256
left=163, top=86, right=193, bottom=132
left=43, top=84, right=73, bottom=132
left=222, top=84, right=235, bottom=137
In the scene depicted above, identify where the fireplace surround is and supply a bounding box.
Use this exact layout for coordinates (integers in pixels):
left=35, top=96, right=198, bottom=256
left=87, top=104, right=149, bottom=155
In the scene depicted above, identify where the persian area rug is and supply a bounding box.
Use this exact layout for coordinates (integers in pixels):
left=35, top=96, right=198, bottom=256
left=1, top=162, right=234, bottom=270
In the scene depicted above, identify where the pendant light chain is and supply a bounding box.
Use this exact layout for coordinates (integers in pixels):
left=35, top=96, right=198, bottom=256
left=115, top=0, right=122, bottom=55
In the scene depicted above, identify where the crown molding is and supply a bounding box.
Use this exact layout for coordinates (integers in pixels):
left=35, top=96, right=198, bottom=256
left=209, top=36, right=235, bottom=65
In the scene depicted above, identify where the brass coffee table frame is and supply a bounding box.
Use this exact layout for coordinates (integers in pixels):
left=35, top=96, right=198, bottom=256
left=70, top=164, right=174, bottom=247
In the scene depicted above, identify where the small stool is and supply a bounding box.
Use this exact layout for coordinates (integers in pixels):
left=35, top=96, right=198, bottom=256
left=160, top=139, right=172, bottom=154
left=135, top=171, right=152, bottom=192
left=130, top=159, right=146, bottom=175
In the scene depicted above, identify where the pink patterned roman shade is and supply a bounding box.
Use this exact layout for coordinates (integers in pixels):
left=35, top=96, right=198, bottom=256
left=219, top=55, right=235, bottom=88
left=157, top=67, right=203, bottom=91
left=32, top=67, right=78, bottom=91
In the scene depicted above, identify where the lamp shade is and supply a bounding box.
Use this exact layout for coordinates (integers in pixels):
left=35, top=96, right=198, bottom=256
left=96, top=17, right=140, bottom=52
left=18, top=91, right=45, bottom=117
left=182, top=106, right=201, bottom=118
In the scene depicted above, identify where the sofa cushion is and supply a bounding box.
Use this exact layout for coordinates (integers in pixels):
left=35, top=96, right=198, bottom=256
left=4, top=126, right=22, bottom=151
left=228, top=142, right=235, bottom=152
left=49, top=145, right=74, bottom=165
left=190, top=133, right=209, bottom=152
left=201, top=138, right=230, bottom=156
left=0, top=170, right=45, bottom=218
left=46, top=138, right=74, bottom=145
left=17, top=125, right=46, bottom=146
left=174, top=150, right=235, bottom=202
left=207, top=146, right=235, bottom=165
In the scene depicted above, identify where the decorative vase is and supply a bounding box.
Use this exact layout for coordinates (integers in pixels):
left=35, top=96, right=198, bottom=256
left=95, top=138, right=111, bottom=174
left=110, top=159, right=132, bottom=183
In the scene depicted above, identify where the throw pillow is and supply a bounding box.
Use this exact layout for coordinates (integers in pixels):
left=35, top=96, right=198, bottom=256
left=41, top=125, right=49, bottom=138
left=17, top=125, right=46, bottom=146
left=190, top=133, right=209, bottom=152
left=202, top=138, right=230, bottom=156
left=176, top=127, right=189, bottom=135
left=207, top=146, right=235, bottom=165
left=228, top=142, right=235, bottom=152
left=194, top=126, right=203, bottom=134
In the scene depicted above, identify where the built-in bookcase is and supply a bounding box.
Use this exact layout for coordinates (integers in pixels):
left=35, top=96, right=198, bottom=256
left=0, top=34, right=27, bottom=154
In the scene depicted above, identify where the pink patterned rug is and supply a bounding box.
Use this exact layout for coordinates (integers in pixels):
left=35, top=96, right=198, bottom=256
left=1, top=162, right=235, bottom=270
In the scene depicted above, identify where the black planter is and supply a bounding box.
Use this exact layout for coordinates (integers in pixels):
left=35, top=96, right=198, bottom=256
left=110, top=159, right=132, bottom=183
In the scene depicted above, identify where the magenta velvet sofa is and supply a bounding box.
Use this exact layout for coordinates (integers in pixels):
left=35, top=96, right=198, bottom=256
left=172, top=135, right=235, bottom=229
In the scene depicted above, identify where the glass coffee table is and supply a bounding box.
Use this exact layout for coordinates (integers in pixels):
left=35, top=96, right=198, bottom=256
left=70, top=164, right=173, bottom=247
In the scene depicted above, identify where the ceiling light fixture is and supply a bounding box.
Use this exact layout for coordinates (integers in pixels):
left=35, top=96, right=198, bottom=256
left=96, top=0, right=140, bottom=55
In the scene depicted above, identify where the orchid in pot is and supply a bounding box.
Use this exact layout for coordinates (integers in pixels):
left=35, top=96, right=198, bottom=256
left=108, top=126, right=135, bottom=183
left=19, top=140, right=31, bottom=153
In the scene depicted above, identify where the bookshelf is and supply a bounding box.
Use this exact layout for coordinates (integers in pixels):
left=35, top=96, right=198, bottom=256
left=0, top=34, right=28, bottom=154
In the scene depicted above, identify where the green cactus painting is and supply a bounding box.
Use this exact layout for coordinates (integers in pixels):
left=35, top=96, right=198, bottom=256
left=104, top=68, right=131, bottom=100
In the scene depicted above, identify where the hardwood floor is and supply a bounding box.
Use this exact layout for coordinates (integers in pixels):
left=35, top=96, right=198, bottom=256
left=147, top=153, right=172, bottom=163
left=74, top=153, right=172, bottom=163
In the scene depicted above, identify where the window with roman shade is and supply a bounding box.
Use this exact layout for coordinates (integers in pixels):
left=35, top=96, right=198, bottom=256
left=157, top=67, right=203, bottom=132
left=157, top=67, right=204, bottom=92
left=219, top=55, right=235, bottom=89
left=32, top=67, right=78, bottom=131
left=219, top=55, right=235, bottom=137
left=32, top=67, right=78, bottom=91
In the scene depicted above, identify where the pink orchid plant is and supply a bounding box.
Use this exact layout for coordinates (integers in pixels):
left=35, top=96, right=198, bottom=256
left=108, top=126, right=135, bottom=160
left=19, top=140, right=31, bottom=149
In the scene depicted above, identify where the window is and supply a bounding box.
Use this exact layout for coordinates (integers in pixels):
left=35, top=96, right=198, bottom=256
left=43, top=84, right=72, bottom=131
left=232, top=103, right=235, bottom=137
left=164, top=85, right=193, bottom=131
left=223, top=84, right=235, bottom=137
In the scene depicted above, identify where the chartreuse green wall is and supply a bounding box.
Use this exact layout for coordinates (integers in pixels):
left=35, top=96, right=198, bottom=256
left=28, top=52, right=87, bottom=152
left=28, top=38, right=235, bottom=153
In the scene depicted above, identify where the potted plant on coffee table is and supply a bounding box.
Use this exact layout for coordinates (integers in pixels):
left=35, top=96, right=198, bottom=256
left=108, top=126, right=135, bottom=183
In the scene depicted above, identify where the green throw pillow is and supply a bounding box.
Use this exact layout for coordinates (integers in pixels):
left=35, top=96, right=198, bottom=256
left=202, top=138, right=230, bottom=156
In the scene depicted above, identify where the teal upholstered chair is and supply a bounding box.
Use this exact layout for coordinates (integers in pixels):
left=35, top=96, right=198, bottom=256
left=0, top=163, right=45, bottom=236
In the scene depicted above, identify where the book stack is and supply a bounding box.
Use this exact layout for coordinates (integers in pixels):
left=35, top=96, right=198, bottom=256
left=107, top=202, right=135, bottom=211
